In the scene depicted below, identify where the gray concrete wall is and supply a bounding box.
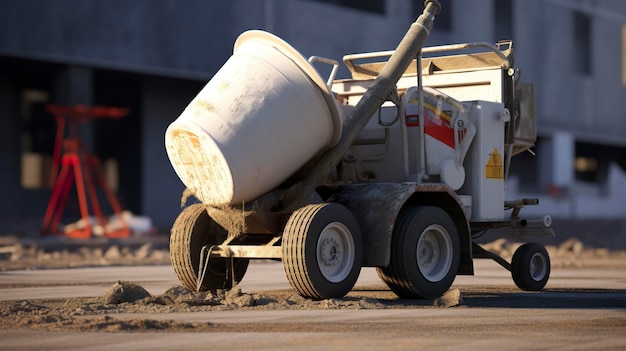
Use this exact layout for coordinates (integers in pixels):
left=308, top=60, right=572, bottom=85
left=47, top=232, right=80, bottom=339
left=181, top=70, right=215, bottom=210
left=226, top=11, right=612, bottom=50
left=515, top=0, right=626, bottom=146
left=0, top=0, right=233, bottom=79
left=3, top=0, right=626, bottom=146
left=2, top=0, right=626, bottom=230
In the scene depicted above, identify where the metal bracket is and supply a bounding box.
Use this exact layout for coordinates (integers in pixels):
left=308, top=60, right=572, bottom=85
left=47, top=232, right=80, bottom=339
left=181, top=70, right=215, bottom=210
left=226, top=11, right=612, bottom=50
left=197, top=245, right=214, bottom=292
left=505, top=198, right=538, bottom=220
left=210, top=243, right=282, bottom=259
left=197, top=244, right=236, bottom=292
left=504, top=198, right=554, bottom=238
left=308, top=56, right=339, bottom=90
left=472, top=242, right=511, bottom=271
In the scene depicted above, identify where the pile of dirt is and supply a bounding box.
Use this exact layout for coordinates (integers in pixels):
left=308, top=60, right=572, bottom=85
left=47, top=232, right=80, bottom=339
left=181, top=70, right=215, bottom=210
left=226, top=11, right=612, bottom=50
left=0, top=241, right=170, bottom=271
left=1, top=299, right=212, bottom=332
left=0, top=280, right=462, bottom=333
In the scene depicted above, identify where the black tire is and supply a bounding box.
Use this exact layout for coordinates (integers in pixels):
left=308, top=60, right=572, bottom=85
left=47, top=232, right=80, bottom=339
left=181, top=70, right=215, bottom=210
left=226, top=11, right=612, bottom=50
left=511, top=243, right=550, bottom=291
left=377, top=206, right=460, bottom=299
left=282, top=203, right=363, bottom=300
left=170, top=204, right=249, bottom=291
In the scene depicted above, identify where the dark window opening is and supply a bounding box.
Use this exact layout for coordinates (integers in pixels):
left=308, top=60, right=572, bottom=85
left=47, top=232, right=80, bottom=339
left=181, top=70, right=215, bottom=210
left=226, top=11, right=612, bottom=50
left=304, top=0, right=386, bottom=14
left=0, top=56, right=58, bottom=190
left=575, top=141, right=626, bottom=184
left=93, top=69, right=143, bottom=214
left=573, top=10, right=592, bottom=75
left=22, top=90, right=53, bottom=155
left=20, top=89, right=53, bottom=190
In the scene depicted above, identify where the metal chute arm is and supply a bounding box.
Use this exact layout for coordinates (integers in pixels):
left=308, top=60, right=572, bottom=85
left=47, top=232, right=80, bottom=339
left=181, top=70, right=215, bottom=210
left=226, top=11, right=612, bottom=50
left=275, top=0, right=441, bottom=211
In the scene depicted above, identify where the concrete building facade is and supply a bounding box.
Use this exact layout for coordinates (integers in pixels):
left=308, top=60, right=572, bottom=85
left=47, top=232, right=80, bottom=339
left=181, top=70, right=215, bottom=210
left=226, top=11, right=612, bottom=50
left=1, top=0, right=624, bottom=233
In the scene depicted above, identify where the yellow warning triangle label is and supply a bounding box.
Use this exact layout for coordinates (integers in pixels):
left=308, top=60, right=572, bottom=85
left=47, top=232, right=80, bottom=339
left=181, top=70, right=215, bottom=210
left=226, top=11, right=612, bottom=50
left=486, top=148, right=503, bottom=179
left=487, top=148, right=502, bottom=166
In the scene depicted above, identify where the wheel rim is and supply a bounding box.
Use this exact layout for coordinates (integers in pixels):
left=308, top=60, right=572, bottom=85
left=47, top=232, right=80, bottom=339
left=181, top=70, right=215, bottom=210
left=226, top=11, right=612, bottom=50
left=529, top=252, right=548, bottom=281
left=416, top=224, right=453, bottom=282
left=316, top=221, right=355, bottom=283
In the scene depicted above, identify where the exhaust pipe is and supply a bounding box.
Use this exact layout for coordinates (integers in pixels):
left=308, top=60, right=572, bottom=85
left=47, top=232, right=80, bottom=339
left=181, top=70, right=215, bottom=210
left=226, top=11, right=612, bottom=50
left=515, top=214, right=552, bottom=229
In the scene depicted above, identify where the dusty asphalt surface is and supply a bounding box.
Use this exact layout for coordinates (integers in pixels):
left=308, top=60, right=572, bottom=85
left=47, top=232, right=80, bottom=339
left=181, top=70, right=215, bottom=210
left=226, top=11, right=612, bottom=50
left=0, top=236, right=625, bottom=350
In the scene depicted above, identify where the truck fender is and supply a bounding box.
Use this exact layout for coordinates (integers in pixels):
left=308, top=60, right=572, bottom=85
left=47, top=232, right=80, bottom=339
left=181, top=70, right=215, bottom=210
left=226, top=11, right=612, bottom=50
left=333, top=182, right=473, bottom=275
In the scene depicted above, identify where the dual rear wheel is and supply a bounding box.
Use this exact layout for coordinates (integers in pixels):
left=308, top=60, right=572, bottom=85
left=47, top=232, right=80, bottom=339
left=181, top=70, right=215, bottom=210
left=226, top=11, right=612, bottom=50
left=282, top=204, right=462, bottom=300
left=378, top=206, right=461, bottom=299
left=282, top=203, right=364, bottom=300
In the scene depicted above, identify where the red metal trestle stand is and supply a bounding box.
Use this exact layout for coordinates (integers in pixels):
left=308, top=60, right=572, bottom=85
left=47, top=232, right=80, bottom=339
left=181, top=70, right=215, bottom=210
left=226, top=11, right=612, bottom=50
left=41, top=104, right=131, bottom=239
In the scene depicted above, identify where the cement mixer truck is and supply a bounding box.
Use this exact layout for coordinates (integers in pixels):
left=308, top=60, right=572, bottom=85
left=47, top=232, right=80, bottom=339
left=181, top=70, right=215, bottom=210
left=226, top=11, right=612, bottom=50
left=165, top=0, right=554, bottom=300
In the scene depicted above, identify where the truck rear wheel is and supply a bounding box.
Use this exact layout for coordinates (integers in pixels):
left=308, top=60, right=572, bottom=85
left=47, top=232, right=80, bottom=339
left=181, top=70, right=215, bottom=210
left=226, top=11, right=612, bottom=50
left=378, top=206, right=460, bottom=299
left=282, top=203, right=363, bottom=300
left=170, top=204, right=249, bottom=291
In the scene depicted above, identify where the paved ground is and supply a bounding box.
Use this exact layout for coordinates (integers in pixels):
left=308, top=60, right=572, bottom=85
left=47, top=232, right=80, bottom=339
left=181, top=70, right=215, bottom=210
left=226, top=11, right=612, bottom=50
left=1, top=259, right=625, bottom=350
left=1, top=259, right=626, bottom=300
